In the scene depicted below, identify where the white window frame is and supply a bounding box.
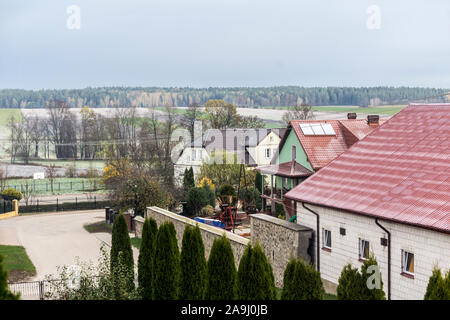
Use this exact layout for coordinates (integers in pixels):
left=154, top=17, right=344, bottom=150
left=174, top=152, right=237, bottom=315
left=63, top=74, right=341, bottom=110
left=402, top=250, right=414, bottom=275
left=323, top=229, right=332, bottom=249
left=265, top=148, right=271, bottom=159
left=359, top=239, right=370, bottom=260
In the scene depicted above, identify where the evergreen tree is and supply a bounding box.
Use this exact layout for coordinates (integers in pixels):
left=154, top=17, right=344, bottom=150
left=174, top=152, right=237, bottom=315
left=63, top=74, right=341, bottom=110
left=255, top=170, right=263, bottom=194
left=281, top=258, right=296, bottom=300
left=110, top=213, right=134, bottom=295
left=205, top=235, right=237, bottom=300
left=360, top=256, right=385, bottom=300
left=183, top=167, right=195, bottom=198
left=281, top=258, right=324, bottom=300
left=152, top=222, right=180, bottom=300
left=425, top=268, right=450, bottom=300
left=179, top=225, right=207, bottom=300
left=337, top=264, right=365, bottom=300
left=237, top=243, right=276, bottom=300
left=0, top=255, right=20, bottom=300
left=137, top=218, right=158, bottom=300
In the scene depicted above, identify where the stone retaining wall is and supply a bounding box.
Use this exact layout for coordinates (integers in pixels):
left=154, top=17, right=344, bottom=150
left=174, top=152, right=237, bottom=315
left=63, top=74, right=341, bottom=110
left=135, top=207, right=313, bottom=287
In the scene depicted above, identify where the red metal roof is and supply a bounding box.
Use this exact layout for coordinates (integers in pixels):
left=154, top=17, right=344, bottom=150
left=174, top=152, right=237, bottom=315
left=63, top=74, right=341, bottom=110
left=284, top=118, right=384, bottom=170
left=284, top=104, right=450, bottom=234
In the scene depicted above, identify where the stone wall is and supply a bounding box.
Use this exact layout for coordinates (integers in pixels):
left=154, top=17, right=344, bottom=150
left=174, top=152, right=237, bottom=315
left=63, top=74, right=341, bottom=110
left=250, top=213, right=313, bottom=287
left=136, top=207, right=249, bottom=267
left=135, top=207, right=314, bottom=288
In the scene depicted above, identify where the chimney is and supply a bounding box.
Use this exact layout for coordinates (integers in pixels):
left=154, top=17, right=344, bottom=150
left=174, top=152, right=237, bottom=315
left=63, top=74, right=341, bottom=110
left=367, top=115, right=380, bottom=125
left=347, top=112, right=357, bottom=119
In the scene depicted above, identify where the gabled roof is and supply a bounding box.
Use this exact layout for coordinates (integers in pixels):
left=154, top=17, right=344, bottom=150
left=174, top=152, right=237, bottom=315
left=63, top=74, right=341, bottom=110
left=183, top=128, right=286, bottom=166
left=278, top=118, right=385, bottom=170
left=285, top=104, right=450, bottom=234
left=257, top=161, right=314, bottom=178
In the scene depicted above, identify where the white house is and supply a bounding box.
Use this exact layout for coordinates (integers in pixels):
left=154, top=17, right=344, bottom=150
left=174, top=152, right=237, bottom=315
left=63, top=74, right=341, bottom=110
left=284, top=104, right=450, bottom=300
left=174, top=128, right=286, bottom=186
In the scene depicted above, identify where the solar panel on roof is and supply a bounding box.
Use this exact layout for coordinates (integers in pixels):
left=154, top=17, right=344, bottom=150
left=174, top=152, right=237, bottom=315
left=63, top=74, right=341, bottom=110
left=322, top=123, right=336, bottom=135
left=300, top=123, right=314, bottom=135
left=299, top=123, right=336, bottom=136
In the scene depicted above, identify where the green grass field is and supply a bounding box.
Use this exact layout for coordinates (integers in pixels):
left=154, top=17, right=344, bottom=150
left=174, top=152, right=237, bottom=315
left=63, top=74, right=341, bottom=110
left=0, top=108, right=23, bottom=126
left=3, top=177, right=105, bottom=196
left=0, top=244, right=36, bottom=282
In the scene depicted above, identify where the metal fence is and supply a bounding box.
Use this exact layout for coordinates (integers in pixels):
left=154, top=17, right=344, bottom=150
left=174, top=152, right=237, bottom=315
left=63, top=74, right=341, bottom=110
left=8, top=279, right=66, bottom=300
left=8, top=280, right=45, bottom=300
left=20, top=196, right=110, bottom=213
left=1, top=179, right=105, bottom=195
left=0, top=199, right=13, bottom=214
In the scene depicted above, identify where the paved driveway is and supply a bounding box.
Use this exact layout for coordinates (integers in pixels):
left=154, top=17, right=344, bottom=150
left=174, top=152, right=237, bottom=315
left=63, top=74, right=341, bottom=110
left=0, top=210, right=139, bottom=281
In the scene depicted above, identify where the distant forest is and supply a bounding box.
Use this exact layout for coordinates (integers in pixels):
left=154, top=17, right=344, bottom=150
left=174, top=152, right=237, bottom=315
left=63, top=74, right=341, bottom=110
left=0, top=86, right=448, bottom=109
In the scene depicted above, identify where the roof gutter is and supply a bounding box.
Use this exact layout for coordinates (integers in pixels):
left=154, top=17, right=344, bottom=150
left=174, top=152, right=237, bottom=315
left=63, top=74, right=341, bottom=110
left=302, top=202, right=320, bottom=272
left=375, top=218, right=391, bottom=300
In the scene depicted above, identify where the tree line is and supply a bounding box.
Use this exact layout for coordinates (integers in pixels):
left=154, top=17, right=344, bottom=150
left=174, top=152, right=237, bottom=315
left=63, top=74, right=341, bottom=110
left=1, top=86, right=448, bottom=109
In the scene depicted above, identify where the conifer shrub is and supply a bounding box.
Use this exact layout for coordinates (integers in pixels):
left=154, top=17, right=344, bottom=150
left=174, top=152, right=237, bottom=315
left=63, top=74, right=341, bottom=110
left=110, top=213, right=134, bottom=295
left=179, top=225, right=207, bottom=300
left=281, top=258, right=324, bottom=300
left=0, top=255, right=20, bottom=300
left=137, top=218, right=158, bottom=300
left=360, top=256, right=385, bottom=300
left=237, top=243, right=276, bottom=300
left=152, top=222, right=180, bottom=300
left=205, top=235, right=236, bottom=300
left=425, top=268, right=450, bottom=300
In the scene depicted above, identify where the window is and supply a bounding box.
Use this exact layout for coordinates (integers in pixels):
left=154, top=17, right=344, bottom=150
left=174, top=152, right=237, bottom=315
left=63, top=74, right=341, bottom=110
left=402, top=251, right=414, bottom=275
left=359, top=239, right=370, bottom=260
left=191, top=149, right=196, bottom=161
left=265, top=148, right=271, bottom=158
left=197, top=150, right=202, bottom=160
left=323, top=229, right=332, bottom=249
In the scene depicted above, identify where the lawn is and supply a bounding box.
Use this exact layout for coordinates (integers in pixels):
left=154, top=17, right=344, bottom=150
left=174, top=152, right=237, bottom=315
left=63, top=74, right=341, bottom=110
left=0, top=244, right=36, bottom=282
left=83, top=221, right=113, bottom=234
left=3, top=177, right=105, bottom=196
left=0, top=108, right=23, bottom=126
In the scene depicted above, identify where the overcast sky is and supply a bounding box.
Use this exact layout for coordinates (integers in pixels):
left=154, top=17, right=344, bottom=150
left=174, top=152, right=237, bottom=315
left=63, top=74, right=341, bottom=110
left=1, top=0, right=450, bottom=90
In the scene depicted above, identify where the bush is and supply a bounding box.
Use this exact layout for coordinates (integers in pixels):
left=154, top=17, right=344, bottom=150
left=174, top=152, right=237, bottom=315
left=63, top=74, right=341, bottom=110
left=185, top=183, right=215, bottom=217
left=281, top=258, right=324, bottom=300
left=237, top=243, right=276, bottom=300
left=425, top=268, right=450, bottom=300
left=65, top=166, right=77, bottom=178
left=44, top=245, right=139, bottom=300
left=360, top=256, right=385, bottom=300
left=0, top=254, right=20, bottom=300
left=337, top=256, right=386, bottom=300
left=1, top=188, right=23, bottom=201
left=137, top=218, right=158, bottom=300
left=238, top=187, right=262, bottom=211
left=152, top=222, right=180, bottom=300
left=179, top=225, right=207, bottom=299
left=110, top=213, right=134, bottom=296
left=217, top=183, right=236, bottom=205
left=201, top=205, right=215, bottom=217
left=183, top=167, right=195, bottom=198
left=205, top=235, right=237, bottom=300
